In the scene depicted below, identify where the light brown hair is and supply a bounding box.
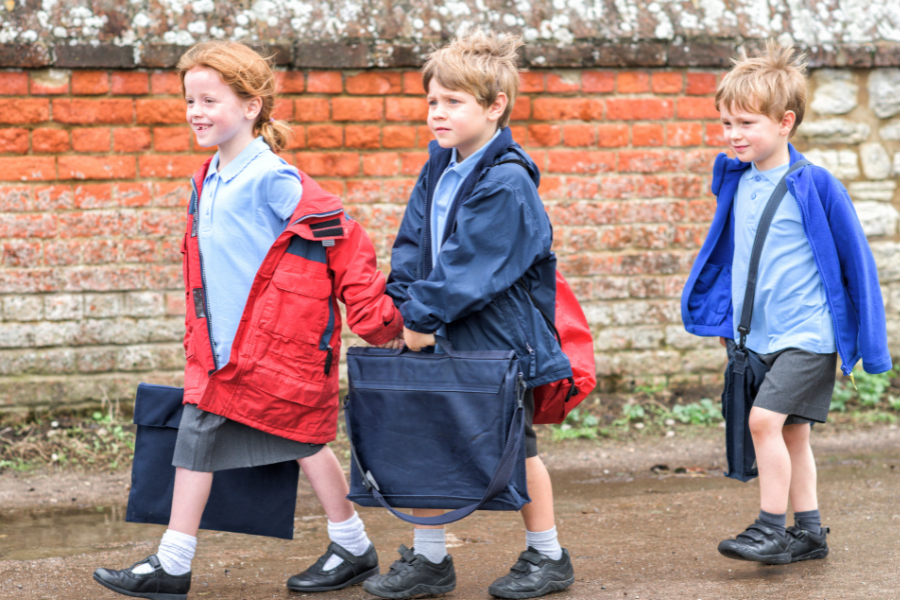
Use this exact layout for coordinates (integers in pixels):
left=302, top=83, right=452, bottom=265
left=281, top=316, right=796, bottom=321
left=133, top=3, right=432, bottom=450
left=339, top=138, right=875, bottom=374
left=422, top=28, right=524, bottom=129
left=715, top=40, right=809, bottom=135
left=177, top=41, right=292, bottom=153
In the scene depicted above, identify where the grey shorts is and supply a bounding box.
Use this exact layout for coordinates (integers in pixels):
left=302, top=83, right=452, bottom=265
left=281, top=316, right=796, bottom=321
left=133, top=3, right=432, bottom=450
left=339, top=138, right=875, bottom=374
left=523, top=388, right=538, bottom=458
left=727, top=340, right=837, bottom=424
left=172, top=403, right=324, bottom=472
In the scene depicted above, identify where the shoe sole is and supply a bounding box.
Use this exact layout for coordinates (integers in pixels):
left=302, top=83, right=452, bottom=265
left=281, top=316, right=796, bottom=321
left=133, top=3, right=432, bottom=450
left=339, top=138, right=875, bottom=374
left=718, top=547, right=792, bottom=565
left=286, top=565, right=380, bottom=592
left=791, top=548, right=829, bottom=563
left=488, top=575, right=576, bottom=600
left=92, top=573, right=187, bottom=600
left=362, top=580, right=456, bottom=599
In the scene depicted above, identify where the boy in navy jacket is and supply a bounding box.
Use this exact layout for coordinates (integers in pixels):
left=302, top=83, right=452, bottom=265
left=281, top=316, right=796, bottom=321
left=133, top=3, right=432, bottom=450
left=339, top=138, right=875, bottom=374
left=363, top=29, right=575, bottom=600
left=682, top=41, right=890, bottom=564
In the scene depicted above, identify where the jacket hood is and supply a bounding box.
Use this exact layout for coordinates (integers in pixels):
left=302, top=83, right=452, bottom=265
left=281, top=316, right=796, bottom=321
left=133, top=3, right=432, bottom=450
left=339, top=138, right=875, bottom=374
left=710, top=144, right=806, bottom=197
left=427, top=127, right=540, bottom=189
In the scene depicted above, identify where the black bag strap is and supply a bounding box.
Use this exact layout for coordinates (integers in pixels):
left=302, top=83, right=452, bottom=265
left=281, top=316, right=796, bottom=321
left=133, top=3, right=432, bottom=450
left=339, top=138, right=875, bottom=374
left=737, top=160, right=811, bottom=348
left=345, top=371, right=527, bottom=526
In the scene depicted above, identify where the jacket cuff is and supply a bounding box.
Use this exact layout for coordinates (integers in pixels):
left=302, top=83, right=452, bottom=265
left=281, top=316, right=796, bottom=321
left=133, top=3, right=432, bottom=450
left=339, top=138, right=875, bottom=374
left=863, top=355, right=894, bottom=375
left=359, top=310, right=404, bottom=346
left=399, top=300, right=442, bottom=333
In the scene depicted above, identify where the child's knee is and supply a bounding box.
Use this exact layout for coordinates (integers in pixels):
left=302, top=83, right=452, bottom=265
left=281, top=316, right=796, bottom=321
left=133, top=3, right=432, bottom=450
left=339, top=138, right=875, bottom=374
left=782, top=423, right=811, bottom=447
left=748, top=408, right=784, bottom=437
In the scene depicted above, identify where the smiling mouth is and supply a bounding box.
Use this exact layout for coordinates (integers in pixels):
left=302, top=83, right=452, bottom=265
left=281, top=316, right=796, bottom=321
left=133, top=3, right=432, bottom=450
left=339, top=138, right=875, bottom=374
left=193, top=124, right=212, bottom=131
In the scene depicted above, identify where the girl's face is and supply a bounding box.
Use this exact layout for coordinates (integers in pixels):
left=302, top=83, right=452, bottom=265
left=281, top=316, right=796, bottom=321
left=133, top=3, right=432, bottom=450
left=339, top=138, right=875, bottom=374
left=184, top=66, right=260, bottom=150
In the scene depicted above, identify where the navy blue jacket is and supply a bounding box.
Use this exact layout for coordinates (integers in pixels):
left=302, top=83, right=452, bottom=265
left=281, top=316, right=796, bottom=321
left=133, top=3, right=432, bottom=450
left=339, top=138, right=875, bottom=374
left=387, top=127, right=573, bottom=388
left=681, top=145, right=891, bottom=375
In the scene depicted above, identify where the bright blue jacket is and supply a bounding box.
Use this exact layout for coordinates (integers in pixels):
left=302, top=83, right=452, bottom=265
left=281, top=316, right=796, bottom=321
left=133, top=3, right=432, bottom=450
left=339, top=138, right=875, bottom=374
left=681, top=145, right=891, bottom=375
left=386, top=127, right=573, bottom=388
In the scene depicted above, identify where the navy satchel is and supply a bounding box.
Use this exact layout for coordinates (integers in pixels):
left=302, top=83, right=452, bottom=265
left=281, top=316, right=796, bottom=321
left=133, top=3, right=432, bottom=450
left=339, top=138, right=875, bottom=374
left=345, top=337, right=529, bottom=526
left=125, top=383, right=300, bottom=539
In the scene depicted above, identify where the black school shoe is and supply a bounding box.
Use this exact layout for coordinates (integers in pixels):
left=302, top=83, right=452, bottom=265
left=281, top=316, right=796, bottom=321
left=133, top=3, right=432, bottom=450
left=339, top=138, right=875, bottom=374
left=93, top=555, right=191, bottom=600
left=286, top=542, right=379, bottom=592
left=787, top=525, right=830, bottom=562
left=488, top=547, right=575, bottom=599
left=363, top=545, right=456, bottom=599
left=717, top=522, right=792, bottom=565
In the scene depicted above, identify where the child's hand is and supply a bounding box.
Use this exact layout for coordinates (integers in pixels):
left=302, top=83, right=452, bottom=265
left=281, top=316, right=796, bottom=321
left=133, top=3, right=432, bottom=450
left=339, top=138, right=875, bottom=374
left=719, top=337, right=727, bottom=347
left=375, top=337, right=404, bottom=350
left=403, top=327, right=436, bottom=352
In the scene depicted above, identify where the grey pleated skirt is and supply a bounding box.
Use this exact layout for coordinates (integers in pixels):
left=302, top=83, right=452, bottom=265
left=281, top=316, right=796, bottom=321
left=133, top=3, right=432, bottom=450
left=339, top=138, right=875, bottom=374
left=172, top=403, right=324, bottom=472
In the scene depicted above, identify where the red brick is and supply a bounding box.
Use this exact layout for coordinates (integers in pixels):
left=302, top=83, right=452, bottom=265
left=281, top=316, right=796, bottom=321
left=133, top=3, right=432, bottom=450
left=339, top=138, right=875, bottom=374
left=599, top=176, right=636, bottom=199
left=151, top=71, right=182, bottom=95
left=0, top=72, right=28, bottom=95
left=686, top=149, right=720, bottom=174
left=385, top=98, right=427, bottom=122
left=563, top=124, right=595, bottom=147
left=546, top=73, right=581, bottom=93
left=30, top=72, right=69, bottom=95
left=347, top=72, right=401, bottom=95
left=283, top=126, right=307, bottom=150
left=633, top=123, right=664, bottom=147
left=72, top=71, right=110, bottom=95
left=667, top=122, right=704, bottom=146
left=403, top=72, right=426, bottom=95
left=672, top=175, right=702, bottom=198
left=510, top=126, right=527, bottom=145
left=139, top=154, right=206, bottom=178
left=619, top=151, right=684, bottom=173
left=273, top=98, right=293, bottom=121
left=332, top=98, right=384, bottom=122
left=345, top=126, right=380, bottom=149
left=154, top=127, right=191, bottom=152
left=0, top=128, right=28, bottom=153
left=674, top=224, right=707, bottom=248
left=705, top=123, right=727, bottom=147
left=0, top=213, right=57, bottom=238
left=34, top=185, right=73, bottom=210
left=596, top=124, right=629, bottom=148
left=117, top=182, right=154, bottom=207
left=307, top=71, right=343, bottom=94
left=0, top=99, right=49, bottom=124
left=308, top=125, right=344, bottom=149
left=318, top=180, right=345, bottom=197
left=2, top=240, right=42, bottom=267
left=60, top=155, right=136, bottom=180
left=136, top=99, right=185, bottom=124
left=165, top=290, right=186, bottom=315
left=582, top=71, right=615, bottom=93
left=417, top=125, right=433, bottom=148
left=362, top=153, right=399, bottom=176
left=526, top=124, right=560, bottom=147
left=31, top=128, right=69, bottom=153
left=606, top=98, right=673, bottom=121
left=519, top=72, right=544, bottom=93
left=54, top=99, right=134, bottom=124
left=74, top=183, right=116, bottom=209
left=0, top=157, right=56, bottom=181
left=676, top=97, right=719, bottom=119
left=122, top=239, right=158, bottom=263
left=295, top=98, right=330, bottom=122
left=72, top=128, right=111, bottom=152
left=633, top=176, right=671, bottom=198
left=154, top=182, right=191, bottom=207
left=384, top=179, right=416, bottom=203
left=113, top=127, right=152, bottom=153
left=510, top=97, right=531, bottom=121
left=532, top=98, right=592, bottom=121
left=295, top=152, right=359, bottom=177
left=554, top=177, right=601, bottom=201
left=547, top=202, right=618, bottom=226
left=617, top=71, right=650, bottom=93
left=111, top=71, right=150, bottom=95
left=689, top=199, right=717, bottom=221
left=138, top=210, right=183, bottom=236
left=0, top=185, right=32, bottom=211
left=651, top=72, right=683, bottom=94
left=400, top=152, right=428, bottom=175
left=382, top=126, right=415, bottom=149
left=687, top=72, right=718, bottom=95
left=547, top=151, right=616, bottom=174
left=276, top=71, right=305, bottom=94
left=346, top=180, right=382, bottom=203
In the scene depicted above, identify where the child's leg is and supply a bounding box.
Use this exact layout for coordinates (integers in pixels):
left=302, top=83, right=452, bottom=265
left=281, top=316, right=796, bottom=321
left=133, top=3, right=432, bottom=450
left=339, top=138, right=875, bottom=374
left=748, top=406, right=791, bottom=517
left=521, top=455, right=555, bottom=532
left=169, top=467, right=214, bottom=535
left=410, top=509, right=449, bottom=564
left=783, top=423, right=817, bottom=512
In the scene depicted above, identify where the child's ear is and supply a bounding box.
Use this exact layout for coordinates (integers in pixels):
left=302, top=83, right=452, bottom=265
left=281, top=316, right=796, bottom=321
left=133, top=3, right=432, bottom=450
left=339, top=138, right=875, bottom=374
left=780, top=110, right=796, bottom=136
left=246, top=97, right=263, bottom=121
left=488, top=93, right=508, bottom=123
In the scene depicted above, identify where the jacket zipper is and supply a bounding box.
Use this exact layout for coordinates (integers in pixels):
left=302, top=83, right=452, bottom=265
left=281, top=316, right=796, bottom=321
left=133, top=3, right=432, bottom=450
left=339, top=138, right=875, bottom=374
left=291, top=209, right=344, bottom=227
left=421, top=160, right=433, bottom=279
left=190, top=178, right=219, bottom=371
left=320, top=296, right=336, bottom=375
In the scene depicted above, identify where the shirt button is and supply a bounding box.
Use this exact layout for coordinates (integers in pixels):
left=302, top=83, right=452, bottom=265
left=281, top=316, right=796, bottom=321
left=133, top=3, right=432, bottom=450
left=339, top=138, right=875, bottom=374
left=751, top=193, right=757, bottom=199
left=755, top=176, right=762, bottom=182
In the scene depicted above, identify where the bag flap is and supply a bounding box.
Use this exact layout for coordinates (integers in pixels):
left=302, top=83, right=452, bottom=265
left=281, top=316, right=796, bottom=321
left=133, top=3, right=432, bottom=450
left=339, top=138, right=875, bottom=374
left=133, top=384, right=185, bottom=428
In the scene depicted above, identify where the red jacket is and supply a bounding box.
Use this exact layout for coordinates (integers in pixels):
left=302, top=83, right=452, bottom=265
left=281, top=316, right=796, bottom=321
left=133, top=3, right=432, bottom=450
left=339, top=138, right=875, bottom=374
left=181, top=158, right=403, bottom=443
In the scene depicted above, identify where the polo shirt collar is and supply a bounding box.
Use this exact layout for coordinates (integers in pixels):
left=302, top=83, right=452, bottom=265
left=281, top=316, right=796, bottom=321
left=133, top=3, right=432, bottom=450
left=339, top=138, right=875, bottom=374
left=207, top=136, right=269, bottom=184
left=448, top=130, right=501, bottom=179
left=751, top=160, right=790, bottom=185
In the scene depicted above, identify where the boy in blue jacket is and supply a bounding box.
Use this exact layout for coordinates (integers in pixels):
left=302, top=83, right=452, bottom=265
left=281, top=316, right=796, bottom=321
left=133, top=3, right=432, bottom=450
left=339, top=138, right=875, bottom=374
left=363, top=29, right=575, bottom=600
left=682, top=41, right=891, bottom=565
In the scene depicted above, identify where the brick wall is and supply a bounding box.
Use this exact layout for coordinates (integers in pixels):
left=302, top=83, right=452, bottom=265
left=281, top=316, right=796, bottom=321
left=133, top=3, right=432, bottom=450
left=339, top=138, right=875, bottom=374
left=1, top=66, right=898, bottom=410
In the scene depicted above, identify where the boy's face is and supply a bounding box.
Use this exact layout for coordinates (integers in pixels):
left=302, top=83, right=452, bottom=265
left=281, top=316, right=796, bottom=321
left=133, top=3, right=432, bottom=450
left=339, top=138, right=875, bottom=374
left=426, top=79, right=506, bottom=161
left=719, top=102, right=795, bottom=171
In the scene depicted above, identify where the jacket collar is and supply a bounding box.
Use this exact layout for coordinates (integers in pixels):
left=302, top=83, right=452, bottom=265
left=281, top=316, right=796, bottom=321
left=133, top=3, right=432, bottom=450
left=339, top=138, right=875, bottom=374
left=711, top=143, right=806, bottom=196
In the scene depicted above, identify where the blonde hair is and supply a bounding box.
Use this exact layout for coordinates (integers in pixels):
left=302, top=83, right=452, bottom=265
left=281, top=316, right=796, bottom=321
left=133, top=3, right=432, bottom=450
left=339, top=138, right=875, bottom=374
left=715, top=40, right=809, bottom=136
left=178, top=41, right=292, bottom=153
left=422, top=28, right=524, bottom=129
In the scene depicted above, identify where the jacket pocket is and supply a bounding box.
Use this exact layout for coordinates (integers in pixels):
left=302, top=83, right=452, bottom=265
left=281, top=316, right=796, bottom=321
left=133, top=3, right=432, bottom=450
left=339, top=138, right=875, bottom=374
left=184, top=326, right=194, bottom=359
left=687, top=263, right=732, bottom=327
left=258, top=264, right=331, bottom=346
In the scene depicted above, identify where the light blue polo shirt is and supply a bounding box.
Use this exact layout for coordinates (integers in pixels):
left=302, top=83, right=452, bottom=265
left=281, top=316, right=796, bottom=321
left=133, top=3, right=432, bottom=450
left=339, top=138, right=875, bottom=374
left=198, top=136, right=303, bottom=368
left=731, top=161, right=836, bottom=355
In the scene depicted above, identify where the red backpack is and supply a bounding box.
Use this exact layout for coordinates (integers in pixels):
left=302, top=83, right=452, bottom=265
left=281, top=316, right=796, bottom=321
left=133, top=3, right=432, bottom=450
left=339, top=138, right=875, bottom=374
left=530, top=271, right=597, bottom=424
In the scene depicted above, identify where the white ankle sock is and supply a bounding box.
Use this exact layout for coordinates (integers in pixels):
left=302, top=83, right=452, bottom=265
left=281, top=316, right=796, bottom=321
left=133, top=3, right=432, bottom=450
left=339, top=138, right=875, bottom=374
left=323, top=512, right=371, bottom=570
left=526, top=526, right=562, bottom=560
left=413, top=528, right=447, bottom=564
left=131, top=529, right=197, bottom=575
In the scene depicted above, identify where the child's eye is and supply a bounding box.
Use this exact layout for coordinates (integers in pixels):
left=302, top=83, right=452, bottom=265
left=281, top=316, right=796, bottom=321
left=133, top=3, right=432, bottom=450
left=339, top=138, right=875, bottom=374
left=428, top=100, right=437, bottom=106
left=448, top=99, right=459, bottom=104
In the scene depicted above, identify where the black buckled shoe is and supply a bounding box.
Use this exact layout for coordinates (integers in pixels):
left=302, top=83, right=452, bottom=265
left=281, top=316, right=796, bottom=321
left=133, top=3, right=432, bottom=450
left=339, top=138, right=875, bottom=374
left=287, top=542, right=379, bottom=592
left=717, top=522, right=792, bottom=565
left=93, top=555, right=191, bottom=600
left=488, top=547, right=574, bottom=599
left=787, top=525, right=830, bottom=562
left=362, top=544, right=456, bottom=599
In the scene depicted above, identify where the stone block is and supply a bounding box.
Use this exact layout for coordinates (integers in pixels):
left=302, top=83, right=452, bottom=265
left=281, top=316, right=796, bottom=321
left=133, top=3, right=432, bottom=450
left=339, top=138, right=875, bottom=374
left=0, top=44, right=52, bottom=68
left=44, top=294, right=83, bottom=321
left=3, top=295, right=43, bottom=321
left=868, top=69, right=900, bottom=119
left=797, top=118, right=870, bottom=144
left=879, top=119, right=900, bottom=140
left=0, top=323, right=35, bottom=348
left=581, top=302, right=614, bottom=327
left=853, top=201, right=899, bottom=237
left=84, top=293, right=123, bottom=318
left=143, top=317, right=184, bottom=343
left=848, top=180, right=897, bottom=201
left=117, top=345, right=159, bottom=371
left=664, top=325, right=722, bottom=350
left=76, top=347, right=117, bottom=373
left=860, top=143, right=892, bottom=179
left=54, top=45, right=134, bottom=69
left=33, top=321, right=79, bottom=347
left=887, top=318, right=900, bottom=350
left=810, top=69, right=858, bottom=115
left=595, top=350, right=682, bottom=377
left=125, top=291, right=165, bottom=317
left=895, top=152, right=900, bottom=177
left=294, top=43, right=369, bottom=69
left=594, top=326, right=665, bottom=351
left=0, top=350, right=37, bottom=375
left=804, top=149, right=860, bottom=180
left=681, top=348, right=728, bottom=373
left=871, top=241, right=900, bottom=282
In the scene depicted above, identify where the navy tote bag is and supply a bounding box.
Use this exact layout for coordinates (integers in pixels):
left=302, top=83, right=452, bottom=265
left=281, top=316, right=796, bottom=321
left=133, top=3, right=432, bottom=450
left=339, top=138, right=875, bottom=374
left=345, top=337, right=529, bottom=526
left=125, top=383, right=300, bottom=539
